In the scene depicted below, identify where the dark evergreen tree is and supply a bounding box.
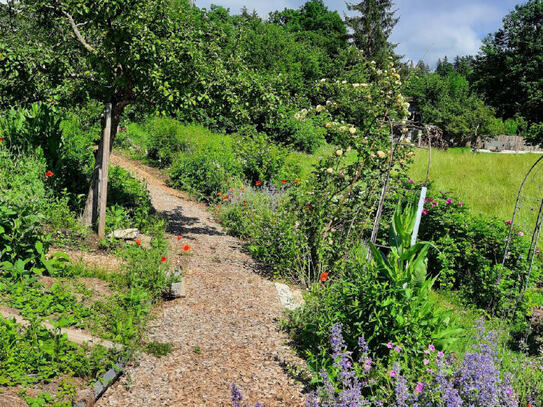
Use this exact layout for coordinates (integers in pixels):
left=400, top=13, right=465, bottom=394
left=344, top=0, right=399, bottom=64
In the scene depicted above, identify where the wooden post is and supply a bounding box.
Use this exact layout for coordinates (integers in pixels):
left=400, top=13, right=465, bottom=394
left=97, top=103, right=112, bottom=239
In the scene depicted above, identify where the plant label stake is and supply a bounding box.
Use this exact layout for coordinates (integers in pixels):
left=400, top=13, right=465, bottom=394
left=411, top=187, right=427, bottom=247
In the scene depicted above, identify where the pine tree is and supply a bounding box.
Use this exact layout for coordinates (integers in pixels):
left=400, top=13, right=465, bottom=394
left=344, top=0, right=399, bottom=64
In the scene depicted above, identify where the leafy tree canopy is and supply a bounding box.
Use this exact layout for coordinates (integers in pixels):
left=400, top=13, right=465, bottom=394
left=472, top=0, right=543, bottom=124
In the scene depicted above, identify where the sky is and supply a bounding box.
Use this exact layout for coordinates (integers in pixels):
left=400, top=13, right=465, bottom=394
left=194, top=0, right=521, bottom=67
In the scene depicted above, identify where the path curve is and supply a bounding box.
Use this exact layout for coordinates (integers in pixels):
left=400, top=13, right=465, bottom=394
left=97, top=153, right=306, bottom=407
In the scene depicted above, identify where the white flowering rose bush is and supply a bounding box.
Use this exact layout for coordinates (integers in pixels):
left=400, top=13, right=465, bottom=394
left=289, top=56, right=415, bottom=282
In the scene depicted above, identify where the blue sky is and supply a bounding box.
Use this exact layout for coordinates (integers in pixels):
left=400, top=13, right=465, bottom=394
left=195, top=0, right=521, bottom=67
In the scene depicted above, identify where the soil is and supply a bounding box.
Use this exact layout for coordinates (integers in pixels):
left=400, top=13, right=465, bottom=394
left=94, top=153, right=307, bottom=406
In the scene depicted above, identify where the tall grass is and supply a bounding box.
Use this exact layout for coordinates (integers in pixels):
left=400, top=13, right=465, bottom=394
left=410, top=148, right=543, bottom=235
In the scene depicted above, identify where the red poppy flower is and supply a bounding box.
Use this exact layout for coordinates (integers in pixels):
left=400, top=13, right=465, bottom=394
left=135, top=239, right=141, bottom=246
left=223, top=196, right=228, bottom=201
left=0, top=138, right=4, bottom=142
left=256, top=180, right=261, bottom=186
left=160, top=256, right=167, bottom=263
left=182, top=245, right=191, bottom=252
left=305, top=205, right=310, bottom=210
left=216, top=204, right=221, bottom=210
left=217, top=192, right=222, bottom=196
left=320, top=272, right=329, bottom=282
left=177, top=235, right=182, bottom=241
left=281, top=179, right=287, bottom=184
left=242, top=200, right=247, bottom=205
left=45, top=171, right=53, bottom=178
left=295, top=179, right=300, bottom=183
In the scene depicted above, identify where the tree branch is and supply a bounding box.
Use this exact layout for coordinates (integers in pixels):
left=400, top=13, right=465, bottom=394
left=60, top=9, right=95, bottom=53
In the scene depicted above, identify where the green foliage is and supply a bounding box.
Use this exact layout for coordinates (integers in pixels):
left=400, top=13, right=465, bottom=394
left=344, top=0, right=399, bottom=65
left=0, top=316, right=113, bottom=386
left=419, top=192, right=538, bottom=315
left=107, top=165, right=153, bottom=229
left=234, top=129, right=289, bottom=184
left=143, top=116, right=187, bottom=168
left=286, top=204, right=461, bottom=372
left=404, top=71, right=498, bottom=144
left=144, top=341, right=172, bottom=358
left=167, top=128, right=242, bottom=201
left=472, top=0, right=543, bottom=124
left=0, top=148, right=49, bottom=265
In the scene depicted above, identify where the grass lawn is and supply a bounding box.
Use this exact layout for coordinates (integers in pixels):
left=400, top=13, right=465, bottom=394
left=409, top=148, right=543, bottom=235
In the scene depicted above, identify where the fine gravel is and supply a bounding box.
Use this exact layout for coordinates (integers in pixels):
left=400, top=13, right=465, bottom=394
left=97, top=154, right=307, bottom=407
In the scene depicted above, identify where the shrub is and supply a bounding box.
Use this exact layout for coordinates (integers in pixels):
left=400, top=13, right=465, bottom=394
left=286, top=205, right=461, bottom=372
left=234, top=129, right=289, bottom=184
left=219, top=185, right=308, bottom=281
left=0, top=148, right=49, bottom=266
left=107, top=165, right=153, bottom=229
left=264, top=105, right=327, bottom=153
left=418, top=192, right=538, bottom=315
left=144, top=116, right=187, bottom=167
left=169, top=133, right=242, bottom=201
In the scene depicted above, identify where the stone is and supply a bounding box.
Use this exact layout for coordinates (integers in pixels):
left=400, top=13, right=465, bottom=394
left=274, top=282, right=304, bottom=311
left=108, top=228, right=139, bottom=240
left=170, top=280, right=186, bottom=298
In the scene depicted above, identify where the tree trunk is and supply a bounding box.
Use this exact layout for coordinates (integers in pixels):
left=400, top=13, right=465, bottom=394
left=82, top=101, right=125, bottom=231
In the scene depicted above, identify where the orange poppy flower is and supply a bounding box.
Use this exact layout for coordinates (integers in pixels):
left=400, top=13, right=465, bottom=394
left=229, top=187, right=234, bottom=191
left=295, top=179, right=300, bottom=183
left=320, top=272, right=329, bottom=282
left=135, top=239, right=141, bottom=246
left=217, top=192, right=222, bottom=196
left=241, top=187, right=246, bottom=191
left=177, top=235, right=182, bottom=241
left=183, top=245, right=191, bottom=252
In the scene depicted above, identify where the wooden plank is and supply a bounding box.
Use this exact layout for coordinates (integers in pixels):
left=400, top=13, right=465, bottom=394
left=98, top=103, right=112, bottom=239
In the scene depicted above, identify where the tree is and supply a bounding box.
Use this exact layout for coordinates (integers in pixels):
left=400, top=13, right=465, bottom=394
left=13, top=0, right=190, bottom=236
left=268, top=0, right=347, bottom=55
left=472, top=0, right=543, bottom=124
left=404, top=71, right=498, bottom=144
left=344, top=0, right=399, bottom=64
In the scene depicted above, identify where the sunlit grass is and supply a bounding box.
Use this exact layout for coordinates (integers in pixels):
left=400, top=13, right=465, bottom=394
left=409, top=148, right=543, bottom=235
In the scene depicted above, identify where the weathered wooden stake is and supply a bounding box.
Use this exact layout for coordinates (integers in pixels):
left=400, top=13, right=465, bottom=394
left=97, top=103, right=112, bottom=239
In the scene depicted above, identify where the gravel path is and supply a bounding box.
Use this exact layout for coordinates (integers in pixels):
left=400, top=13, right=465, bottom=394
left=97, top=154, right=306, bottom=407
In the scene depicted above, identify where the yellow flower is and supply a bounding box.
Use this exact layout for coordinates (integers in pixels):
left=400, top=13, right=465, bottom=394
left=325, top=122, right=332, bottom=128
left=326, top=168, right=334, bottom=173
left=349, top=127, right=356, bottom=134
left=336, top=149, right=343, bottom=156
left=316, top=105, right=325, bottom=112
left=339, top=126, right=347, bottom=132
left=377, top=151, right=386, bottom=159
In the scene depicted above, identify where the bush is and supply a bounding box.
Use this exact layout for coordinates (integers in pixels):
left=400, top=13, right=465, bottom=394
left=418, top=192, right=538, bottom=315
left=220, top=185, right=308, bottom=281
left=107, top=165, right=153, bottom=229
left=286, top=205, right=461, bottom=373
left=169, top=132, right=242, bottom=201
left=264, top=106, right=327, bottom=153
left=234, top=129, right=289, bottom=184
left=144, top=116, right=187, bottom=167
left=0, top=148, right=49, bottom=265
